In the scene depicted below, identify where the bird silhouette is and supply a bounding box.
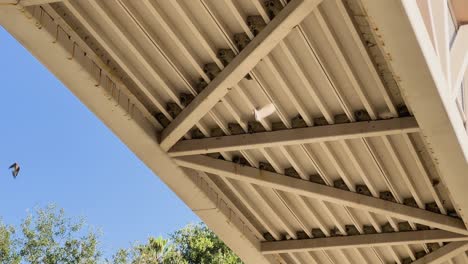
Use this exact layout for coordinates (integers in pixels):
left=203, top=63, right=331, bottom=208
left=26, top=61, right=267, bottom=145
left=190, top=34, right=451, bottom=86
left=9, top=163, right=20, bottom=178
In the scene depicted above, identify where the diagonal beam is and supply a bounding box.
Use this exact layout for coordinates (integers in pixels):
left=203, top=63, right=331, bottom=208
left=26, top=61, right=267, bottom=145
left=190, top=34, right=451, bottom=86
left=412, top=242, right=468, bottom=264
left=260, top=230, right=468, bottom=254
left=159, top=0, right=322, bottom=150
left=175, top=155, right=468, bottom=235
left=168, top=117, right=419, bottom=156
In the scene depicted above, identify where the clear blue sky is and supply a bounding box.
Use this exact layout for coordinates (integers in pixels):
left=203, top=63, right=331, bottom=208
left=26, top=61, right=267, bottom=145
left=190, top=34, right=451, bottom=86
left=0, top=27, right=199, bottom=255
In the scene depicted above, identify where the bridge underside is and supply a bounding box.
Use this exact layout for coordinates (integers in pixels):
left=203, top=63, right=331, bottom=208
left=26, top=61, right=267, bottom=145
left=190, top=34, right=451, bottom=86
left=1, top=0, right=467, bottom=263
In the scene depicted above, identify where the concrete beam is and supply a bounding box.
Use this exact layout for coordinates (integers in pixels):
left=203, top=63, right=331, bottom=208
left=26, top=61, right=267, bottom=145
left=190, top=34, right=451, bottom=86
left=175, top=155, right=468, bottom=235
left=168, top=117, right=419, bottom=157
left=159, top=0, right=322, bottom=150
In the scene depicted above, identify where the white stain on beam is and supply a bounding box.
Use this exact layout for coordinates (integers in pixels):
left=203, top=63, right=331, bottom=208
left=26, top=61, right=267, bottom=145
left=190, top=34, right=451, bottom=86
left=159, top=0, right=322, bottom=150
left=168, top=117, right=419, bottom=156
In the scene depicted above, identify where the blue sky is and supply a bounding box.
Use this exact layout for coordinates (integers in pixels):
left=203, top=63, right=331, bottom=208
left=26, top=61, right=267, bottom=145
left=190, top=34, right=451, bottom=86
left=0, top=27, right=199, bottom=255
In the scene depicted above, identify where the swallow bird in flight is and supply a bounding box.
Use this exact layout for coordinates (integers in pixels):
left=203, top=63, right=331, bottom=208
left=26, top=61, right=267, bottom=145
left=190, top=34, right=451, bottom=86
left=9, top=163, right=20, bottom=178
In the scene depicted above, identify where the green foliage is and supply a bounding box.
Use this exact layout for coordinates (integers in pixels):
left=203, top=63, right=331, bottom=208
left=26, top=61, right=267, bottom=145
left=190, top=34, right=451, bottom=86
left=110, top=223, right=242, bottom=264
left=170, top=223, right=242, bottom=264
left=134, top=237, right=170, bottom=263
left=109, top=237, right=185, bottom=264
left=109, top=248, right=130, bottom=264
left=1, top=205, right=100, bottom=264
left=2, top=206, right=241, bottom=264
left=0, top=221, right=20, bottom=264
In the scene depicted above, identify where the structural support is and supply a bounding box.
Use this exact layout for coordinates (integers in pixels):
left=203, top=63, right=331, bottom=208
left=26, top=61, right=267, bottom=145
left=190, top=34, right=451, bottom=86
left=175, top=155, right=468, bottom=235
left=168, top=117, right=419, bottom=156
left=0, top=6, right=272, bottom=264
left=361, top=0, right=468, bottom=229
left=430, top=0, right=451, bottom=89
left=451, top=24, right=468, bottom=98
left=412, top=242, right=468, bottom=264
left=260, top=230, right=468, bottom=254
left=159, top=0, right=322, bottom=150
left=0, top=0, right=62, bottom=6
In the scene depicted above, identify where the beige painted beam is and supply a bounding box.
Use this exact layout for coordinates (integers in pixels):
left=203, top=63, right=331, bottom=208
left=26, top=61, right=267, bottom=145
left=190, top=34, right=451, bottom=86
left=159, top=0, right=321, bottom=150
left=412, top=242, right=468, bottom=264
left=450, top=24, right=468, bottom=98
left=0, top=6, right=272, bottom=264
left=361, top=0, right=468, bottom=229
left=168, top=117, right=419, bottom=157
left=0, top=0, right=62, bottom=6
left=430, top=0, right=451, bottom=89
left=175, top=155, right=468, bottom=235
left=260, top=230, right=468, bottom=254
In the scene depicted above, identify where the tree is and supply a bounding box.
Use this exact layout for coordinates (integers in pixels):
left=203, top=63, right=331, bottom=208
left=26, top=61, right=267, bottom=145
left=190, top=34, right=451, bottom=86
left=108, top=237, right=184, bottom=264
left=0, top=221, right=20, bottom=264
left=170, top=223, right=242, bottom=264
left=0, top=205, right=101, bottom=264
left=1, top=206, right=241, bottom=264
left=111, top=223, right=242, bottom=264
